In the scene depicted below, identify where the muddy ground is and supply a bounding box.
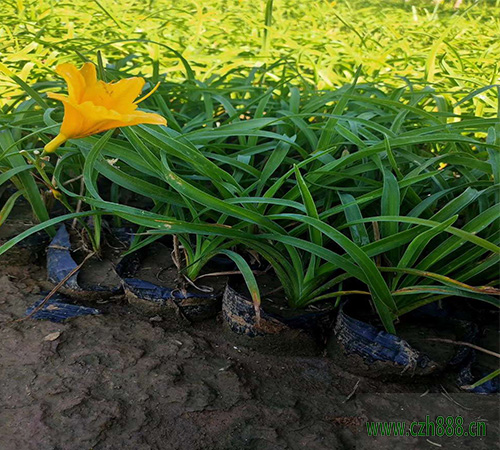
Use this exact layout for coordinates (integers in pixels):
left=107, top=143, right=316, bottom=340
left=0, top=247, right=498, bottom=450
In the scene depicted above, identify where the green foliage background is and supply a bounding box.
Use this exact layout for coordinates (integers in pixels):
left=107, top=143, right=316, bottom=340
left=1, top=0, right=499, bottom=113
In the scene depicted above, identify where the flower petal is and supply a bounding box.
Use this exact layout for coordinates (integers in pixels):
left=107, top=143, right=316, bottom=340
left=58, top=99, right=166, bottom=139
left=59, top=100, right=87, bottom=138
left=106, top=77, right=146, bottom=113
left=47, top=92, right=68, bottom=102
left=55, top=63, right=85, bottom=102
left=44, top=133, right=68, bottom=153
left=81, top=80, right=114, bottom=107
left=79, top=62, right=97, bottom=88
left=120, top=110, right=167, bottom=126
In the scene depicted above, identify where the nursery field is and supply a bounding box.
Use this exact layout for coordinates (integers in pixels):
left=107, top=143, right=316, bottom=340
left=0, top=0, right=499, bottom=449
left=1, top=0, right=500, bottom=110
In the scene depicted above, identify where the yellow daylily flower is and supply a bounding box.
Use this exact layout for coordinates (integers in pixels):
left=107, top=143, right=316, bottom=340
left=44, top=62, right=166, bottom=153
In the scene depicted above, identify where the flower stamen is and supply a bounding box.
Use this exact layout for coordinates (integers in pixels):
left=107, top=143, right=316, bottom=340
left=134, top=81, right=161, bottom=105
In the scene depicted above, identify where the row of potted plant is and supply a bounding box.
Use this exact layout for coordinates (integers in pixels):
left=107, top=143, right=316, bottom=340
left=0, top=59, right=498, bottom=353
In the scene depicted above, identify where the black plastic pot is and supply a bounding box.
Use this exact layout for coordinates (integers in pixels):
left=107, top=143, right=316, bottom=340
left=222, top=284, right=319, bottom=355
left=458, top=355, right=499, bottom=394
left=4, top=232, right=50, bottom=266
left=327, top=300, right=477, bottom=378
left=16, top=230, right=51, bottom=253
left=222, top=284, right=290, bottom=337
left=122, top=277, right=220, bottom=322
left=223, top=279, right=336, bottom=335
left=116, top=245, right=225, bottom=322
left=47, top=225, right=80, bottom=290
left=47, top=225, right=123, bottom=295
left=0, top=227, right=50, bottom=266
left=328, top=304, right=436, bottom=377
left=26, top=293, right=101, bottom=323
left=457, top=319, right=499, bottom=394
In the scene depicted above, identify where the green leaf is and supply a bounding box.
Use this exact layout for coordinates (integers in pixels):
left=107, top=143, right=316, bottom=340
left=463, top=369, right=500, bottom=391
left=160, top=154, right=284, bottom=234
left=256, top=140, right=291, bottom=197
left=381, top=168, right=400, bottom=264
left=83, top=130, right=113, bottom=199
left=339, top=193, right=370, bottom=246
left=218, top=249, right=261, bottom=313
left=341, top=215, right=499, bottom=254
left=0, top=210, right=101, bottom=256
left=136, top=125, right=240, bottom=189
left=317, top=66, right=361, bottom=155
left=0, top=130, right=54, bottom=236
left=393, top=216, right=458, bottom=289
left=294, top=166, right=322, bottom=246
left=265, top=213, right=397, bottom=333
left=0, top=190, right=23, bottom=226
left=0, top=165, right=35, bottom=187
left=394, top=286, right=499, bottom=313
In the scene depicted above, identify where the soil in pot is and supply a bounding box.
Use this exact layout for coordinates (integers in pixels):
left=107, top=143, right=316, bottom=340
left=395, top=314, right=476, bottom=368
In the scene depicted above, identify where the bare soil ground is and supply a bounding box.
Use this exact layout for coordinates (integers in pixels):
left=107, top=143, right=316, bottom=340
left=0, top=249, right=498, bottom=450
